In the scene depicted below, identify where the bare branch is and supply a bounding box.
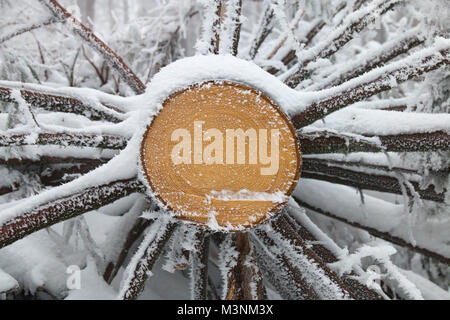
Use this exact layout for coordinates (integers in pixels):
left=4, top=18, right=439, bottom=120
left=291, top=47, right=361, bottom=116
left=38, top=0, right=146, bottom=94
left=0, top=178, right=142, bottom=249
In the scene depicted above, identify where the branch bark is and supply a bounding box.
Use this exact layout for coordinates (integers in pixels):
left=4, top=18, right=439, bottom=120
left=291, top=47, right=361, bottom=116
left=38, top=0, right=146, bottom=94
left=0, top=178, right=142, bottom=249
left=291, top=47, right=450, bottom=129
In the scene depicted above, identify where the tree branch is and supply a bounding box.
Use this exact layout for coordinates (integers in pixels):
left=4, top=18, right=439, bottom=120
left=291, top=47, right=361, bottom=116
left=118, top=218, right=176, bottom=300
left=302, top=158, right=447, bottom=202
left=0, top=85, right=125, bottom=123
left=299, top=130, right=450, bottom=154
left=0, top=132, right=127, bottom=150
left=292, top=194, right=450, bottom=265
left=284, top=0, right=403, bottom=88
left=291, top=45, right=450, bottom=129
left=0, top=178, right=142, bottom=249
left=38, top=0, right=146, bottom=94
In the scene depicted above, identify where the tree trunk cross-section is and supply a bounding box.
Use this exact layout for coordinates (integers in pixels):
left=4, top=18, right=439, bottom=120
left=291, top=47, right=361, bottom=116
left=140, top=81, right=301, bottom=230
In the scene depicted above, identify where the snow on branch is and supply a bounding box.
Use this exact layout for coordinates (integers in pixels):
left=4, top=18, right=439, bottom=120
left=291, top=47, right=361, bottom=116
left=37, top=0, right=146, bottom=94
left=329, top=244, right=424, bottom=300
left=309, top=31, right=425, bottom=91
left=293, top=179, right=450, bottom=264
left=118, top=217, right=176, bottom=300
left=190, top=230, right=210, bottom=300
left=0, top=132, right=127, bottom=150
left=252, top=230, right=319, bottom=299
left=0, top=268, right=19, bottom=296
left=301, top=158, right=446, bottom=202
left=299, top=128, right=450, bottom=154
left=196, top=0, right=223, bottom=55
left=284, top=203, right=384, bottom=299
left=218, top=232, right=266, bottom=300
left=291, top=40, right=450, bottom=128
left=284, top=0, right=403, bottom=88
left=219, top=0, right=242, bottom=56
left=0, top=178, right=142, bottom=249
left=268, top=215, right=354, bottom=299
left=248, top=2, right=275, bottom=59
left=0, top=16, right=61, bottom=45
left=0, top=83, right=126, bottom=123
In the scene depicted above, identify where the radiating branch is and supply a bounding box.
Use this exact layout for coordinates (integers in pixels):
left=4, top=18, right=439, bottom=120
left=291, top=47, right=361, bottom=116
left=302, top=158, right=446, bottom=202
left=291, top=45, right=450, bottom=128
left=0, top=132, right=127, bottom=150
left=0, top=85, right=125, bottom=123
left=190, top=230, right=210, bottom=300
left=118, top=218, right=176, bottom=300
left=311, top=33, right=425, bottom=91
left=284, top=0, right=403, bottom=88
left=299, top=129, right=450, bottom=154
left=284, top=206, right=384, bottom=299
left=219, top=232, right=266, bottom=300
left=248, top=3, right=275, bottom=59
left=0, top=178, right=142, bottom=249
left=38, top=0, right=146, bottom=94
left=293, top=195, right=450, bottom=265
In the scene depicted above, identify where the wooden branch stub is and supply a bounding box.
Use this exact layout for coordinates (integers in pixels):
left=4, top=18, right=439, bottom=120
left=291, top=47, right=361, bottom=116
left=140, top=81, right=301, bottom=230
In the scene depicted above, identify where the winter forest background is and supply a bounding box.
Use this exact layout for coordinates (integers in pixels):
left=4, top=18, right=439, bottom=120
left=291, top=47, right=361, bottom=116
left=0, top=0, right=449, bottom=300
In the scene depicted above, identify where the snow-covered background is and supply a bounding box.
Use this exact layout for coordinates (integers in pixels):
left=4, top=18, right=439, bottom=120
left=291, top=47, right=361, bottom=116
left=0, top=0, right=449, bottom=299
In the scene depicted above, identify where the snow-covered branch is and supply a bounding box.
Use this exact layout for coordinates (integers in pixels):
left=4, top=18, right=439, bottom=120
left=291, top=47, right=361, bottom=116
left=37, top=0, right=146, bottom=94
left=291, top=41, right=450, bottom=128
left=118, top=217, right=176, bottom=300
left=301, top=158, right=446, bottom=202
left=219, top=232, right=266, bottom=300
left=0, top=83, right=126, bottom=123
left=0, top=132, right=127, bottom=150
left=0, top=178, right=142, bottom=249
left=293, top=179, right=450, bottom=264
left=310, top=32, right=425, bottom=91
left=190, top=230, right=210, bottom=300
left=299, top=129, right=450, bottom=154
left=248, top=3, right=275, bottom=59
left=284, top=0, right=403, bottom=88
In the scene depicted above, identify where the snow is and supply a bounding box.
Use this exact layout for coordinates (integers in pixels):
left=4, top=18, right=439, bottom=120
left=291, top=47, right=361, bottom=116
left=294, top=179, right=450, bottom=261
left=0, top=268, right=18, bottom=294
left=309, top=108, right=450, bottom=136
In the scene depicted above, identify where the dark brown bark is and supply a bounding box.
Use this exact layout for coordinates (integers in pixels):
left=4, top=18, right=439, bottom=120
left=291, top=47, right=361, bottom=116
left=0, top=178, right=143, bottom=249
left=291, top=49, right=450, bottom=129
left=0, top=132, right=128, bottom=150
left=299, top=130, right=450, bottom=154
left=221, top=232, right=266, bottom=300
left=301, top=158, right=446, bottom=202
left=292, top=195, right=450, bottom=265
